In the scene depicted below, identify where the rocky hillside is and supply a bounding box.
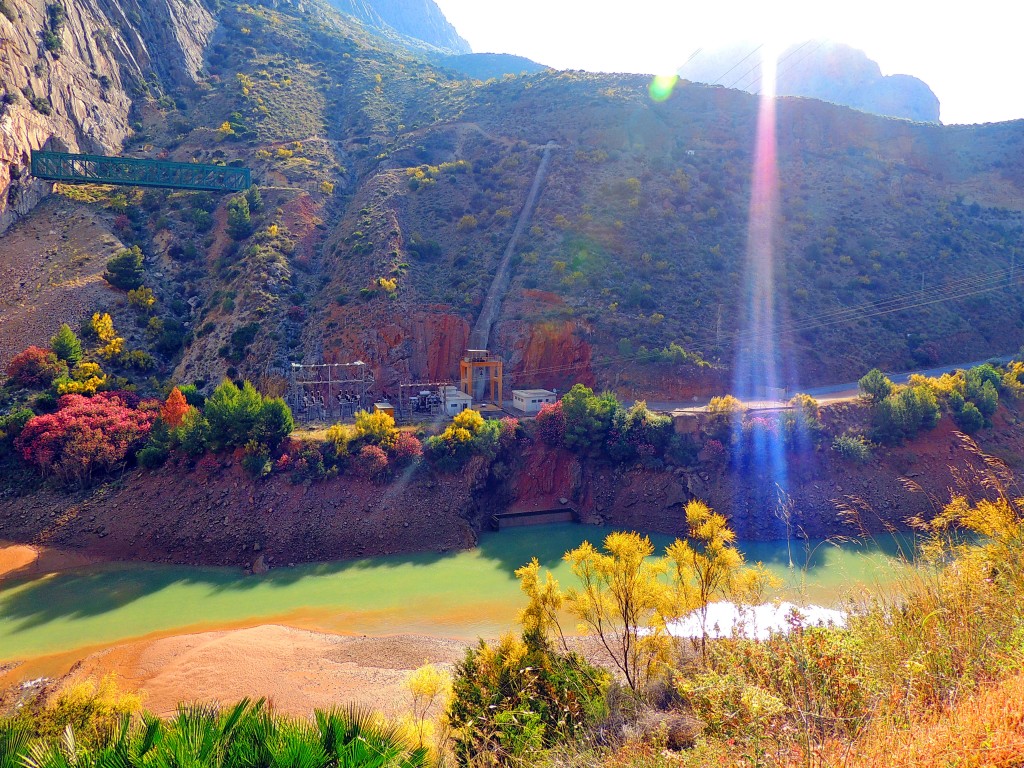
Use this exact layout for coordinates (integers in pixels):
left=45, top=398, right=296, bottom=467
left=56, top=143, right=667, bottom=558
left=679, top=41, right=940, bottom=123
left=327, top=0, right=470, bottom=54
left=0, top=0, right=214, bottom=233
left=0, top=0, right=1022, bottom=401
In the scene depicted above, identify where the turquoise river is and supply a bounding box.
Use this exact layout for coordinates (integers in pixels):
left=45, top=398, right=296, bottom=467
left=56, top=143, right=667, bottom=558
left=0, top=523, right=917, bottom=675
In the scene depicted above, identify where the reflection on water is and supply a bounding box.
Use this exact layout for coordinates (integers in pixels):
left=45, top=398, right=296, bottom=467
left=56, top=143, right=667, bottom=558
left=0, top=524, right=918, bottom=664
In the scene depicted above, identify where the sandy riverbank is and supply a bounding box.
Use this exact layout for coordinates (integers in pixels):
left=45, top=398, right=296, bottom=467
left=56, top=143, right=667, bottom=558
left=0, top=542, right=98, bottom=582
left=63, top=626, right=467, bottom=719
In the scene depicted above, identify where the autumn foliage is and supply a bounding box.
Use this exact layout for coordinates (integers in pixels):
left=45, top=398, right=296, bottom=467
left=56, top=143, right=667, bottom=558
left=161, top=387, right=190, bottom=428
left=5, top=346, right=67, bottom=388
left=16, top=392, right=156, bottom=487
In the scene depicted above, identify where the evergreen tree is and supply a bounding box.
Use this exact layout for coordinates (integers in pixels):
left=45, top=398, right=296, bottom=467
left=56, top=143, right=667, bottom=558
left=103, top=246, right=145, bottom=290
left=49, top=323, right=82, bottom=366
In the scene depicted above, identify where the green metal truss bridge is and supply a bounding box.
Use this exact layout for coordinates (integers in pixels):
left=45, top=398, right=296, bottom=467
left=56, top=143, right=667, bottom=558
left=31, top=150, right=251, bottom=192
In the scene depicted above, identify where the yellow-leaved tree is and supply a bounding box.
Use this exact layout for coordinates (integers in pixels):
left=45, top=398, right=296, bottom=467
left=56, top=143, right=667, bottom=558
left=516, top=500, right=777, bottom=692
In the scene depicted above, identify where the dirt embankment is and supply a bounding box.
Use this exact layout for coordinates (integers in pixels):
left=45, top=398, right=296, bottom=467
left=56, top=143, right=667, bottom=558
left=0, top=456, right=491, bottom=570
left=1, top=402, right=1022, bottom=569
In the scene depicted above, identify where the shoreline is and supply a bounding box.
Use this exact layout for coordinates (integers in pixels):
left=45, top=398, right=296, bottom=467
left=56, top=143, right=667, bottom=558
left=7, top=625, right=468, bottom=720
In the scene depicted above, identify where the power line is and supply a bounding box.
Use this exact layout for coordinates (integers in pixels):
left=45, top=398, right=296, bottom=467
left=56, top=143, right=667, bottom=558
left=707, top=44, right=764, bottom=86
left=728, top=39, right=815, bottom=92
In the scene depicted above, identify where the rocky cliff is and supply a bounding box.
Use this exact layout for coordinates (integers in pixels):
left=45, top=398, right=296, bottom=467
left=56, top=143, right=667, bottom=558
left=0, top=0, right=215, bottom=233
left=327, top=0, right=470, bottom=54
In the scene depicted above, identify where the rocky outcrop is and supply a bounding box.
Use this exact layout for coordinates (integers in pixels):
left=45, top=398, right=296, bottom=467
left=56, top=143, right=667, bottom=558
left=327, top=0, right=470, bottom=54
left=0, top=0, right=215, bottom=233
left=679, top=41, right=940, bottom=123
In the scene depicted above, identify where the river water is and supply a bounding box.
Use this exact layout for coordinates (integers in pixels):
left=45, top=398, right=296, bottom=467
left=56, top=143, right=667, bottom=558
left=0, top=523, right=917, bottom=673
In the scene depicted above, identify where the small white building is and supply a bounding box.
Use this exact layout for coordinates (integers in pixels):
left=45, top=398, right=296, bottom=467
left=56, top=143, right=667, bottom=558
left=512, top=388, right=557, bottom=415
left=442, top=386, right=473, bottom=417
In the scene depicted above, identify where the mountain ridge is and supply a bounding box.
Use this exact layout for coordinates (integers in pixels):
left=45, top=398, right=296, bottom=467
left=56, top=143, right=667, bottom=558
left=679, top=40, right=941, bottom=123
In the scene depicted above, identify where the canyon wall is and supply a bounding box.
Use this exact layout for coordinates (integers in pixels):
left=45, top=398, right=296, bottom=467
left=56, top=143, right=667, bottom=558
left=0, top=0, right=215, bottom=233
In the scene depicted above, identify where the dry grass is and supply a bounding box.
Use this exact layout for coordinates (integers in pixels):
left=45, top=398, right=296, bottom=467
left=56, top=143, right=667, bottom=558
left=833, top=673, right=1024, bottom=767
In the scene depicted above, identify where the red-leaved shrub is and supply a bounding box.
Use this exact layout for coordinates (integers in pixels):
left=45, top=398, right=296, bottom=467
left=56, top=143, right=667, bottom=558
left=391, top=431, right=423, bottom=465
left=16, top=393, right=155, bottom=487
left=353, top=443, right=388, bottom=480
left=534, top=401, right=564, bottom=445
left=5, top=346, right=67, bottom=388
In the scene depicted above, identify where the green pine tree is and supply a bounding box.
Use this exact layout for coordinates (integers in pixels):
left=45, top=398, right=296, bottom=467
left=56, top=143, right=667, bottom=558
left=49, top=323, right=82, bottom=365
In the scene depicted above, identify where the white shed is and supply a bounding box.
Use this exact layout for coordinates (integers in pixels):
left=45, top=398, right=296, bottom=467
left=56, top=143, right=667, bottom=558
left=442, top=386, right=473, bottom=417
left=512, top=388, right=556, bottom=415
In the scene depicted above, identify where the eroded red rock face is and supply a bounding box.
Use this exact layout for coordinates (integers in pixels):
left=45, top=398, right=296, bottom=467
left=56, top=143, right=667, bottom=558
left=324, top=304, right=470, bottom=388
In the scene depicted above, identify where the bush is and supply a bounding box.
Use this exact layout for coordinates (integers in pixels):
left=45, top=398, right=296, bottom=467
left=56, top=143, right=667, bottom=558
left=606, top=400, right=672, bottom=463
left=353, top=408, right=399, bottom=450
left=5, top=346, right=66, bottom=388
left=204, top=380, right=292, bottom=450
left=534, top=400, right=565, bottom=445
left=103, top=246, right=145, bottom=290
left=872, top=384, right=941, bottom=444
left=0, top=407, right=34, bottom=458
left=16, top=392, right=155, bottom=487
left=560, top=384, right=620, bottom=456
left=832, top=433, right=872, bottom=462
left=353, top=443, right=388, bottom=480
left=227, top=194, right=252, bottom=239
left=50, top=324, right=82, bottom=366
left=392, top=431, right=423, bottom=466
left=425, top=409, right=505, bottom=470
left=447, top=631, right=607, bottom=767
left=170, top=406, right=210, bottom=456
left=953, top=401, right=985, bottom=433
left=858, top=368, right=894, bottom=403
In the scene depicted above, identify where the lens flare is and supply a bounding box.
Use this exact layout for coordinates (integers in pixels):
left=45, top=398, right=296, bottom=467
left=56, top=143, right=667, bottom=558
left=732, top=45, right=789, bottom=521
left=649, top=74, right=679, bottom=102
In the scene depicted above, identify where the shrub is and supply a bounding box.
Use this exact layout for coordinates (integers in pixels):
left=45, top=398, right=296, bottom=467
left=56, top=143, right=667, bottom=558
left=137, top=441, right=169, bottom=468
left=391, top=431, right=423, bottom=466
left=5, top=346, right=66, bottom=388
left=353, top=408, right=399, bottom=450
left=204, top=380, right=292, bottom=450
left=872, top=384, right=941, bottom=444
left=858, top=368, right=894, bottom=403
left=832, top=433, right=872, bottom=462
left=227, top=194, right=252, bottom=239
left=170, top=406, right=210, bottom=456
left=241, top=440, right=272, bottom=477
left=425, top=409, right=504, bottom=469
left=54, top=361, right=107, bottom=396
left=353, top=443, right=388, bottom=480
left=534, top=400, right=565, bottom=445
left=103, top=246, right=145, bottom=290
left=161, top=387, right=189, bottom=428
left=706, top=394, right=745, bottom=416
left=953, top=401, right=985, bottom=433
left=0, top=407, right=34, bottom=458
left=447, top=631, right=607, bottom=767
left=16, top=392, right=155, bottom=486
left=127, top=286, right=156, bottom=311
left=560, top=384, right=620, bottom=456
left=606, top=400, right=672, bottom=463
left=49, top=323, right=82, bottom=366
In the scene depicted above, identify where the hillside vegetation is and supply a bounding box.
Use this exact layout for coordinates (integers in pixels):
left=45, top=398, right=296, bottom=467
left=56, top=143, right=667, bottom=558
left=1, top=0, right=1022, bottom=399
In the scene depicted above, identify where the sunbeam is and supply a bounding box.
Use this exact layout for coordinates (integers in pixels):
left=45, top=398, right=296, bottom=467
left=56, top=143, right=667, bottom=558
left=732, top=45, right=789, bottom=520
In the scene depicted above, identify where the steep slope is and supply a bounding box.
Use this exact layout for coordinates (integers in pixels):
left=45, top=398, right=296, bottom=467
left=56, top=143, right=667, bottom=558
left=2, top=0, right=1023, bottom=402
left=313, top=71, right=1024, bottom=393
left=679, top=41, right=940, bottom=123
left=326, top=0, right=470, bottom=54
left=0, top=0, right=214, bottom=233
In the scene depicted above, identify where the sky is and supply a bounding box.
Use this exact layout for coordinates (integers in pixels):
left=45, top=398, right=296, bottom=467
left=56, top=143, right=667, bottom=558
left=433, top=0, right=1024, bottom=125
